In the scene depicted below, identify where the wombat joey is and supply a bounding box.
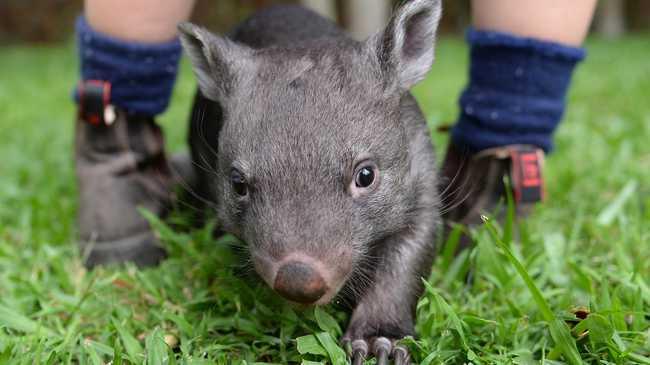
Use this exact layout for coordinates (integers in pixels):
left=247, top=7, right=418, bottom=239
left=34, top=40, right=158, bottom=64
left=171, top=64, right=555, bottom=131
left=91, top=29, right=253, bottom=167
left=178, top=0, right=441, bottom=362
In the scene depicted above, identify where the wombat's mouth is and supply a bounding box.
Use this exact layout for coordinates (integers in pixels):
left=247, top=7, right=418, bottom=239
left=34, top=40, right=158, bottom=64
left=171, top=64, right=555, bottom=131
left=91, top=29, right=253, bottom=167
left=252, top=252, right=350, bottom=306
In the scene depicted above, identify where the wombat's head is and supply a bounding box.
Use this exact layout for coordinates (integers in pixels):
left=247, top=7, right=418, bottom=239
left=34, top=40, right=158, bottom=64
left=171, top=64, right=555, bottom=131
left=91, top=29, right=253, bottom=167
left=179, top=0, right=441, bottom=305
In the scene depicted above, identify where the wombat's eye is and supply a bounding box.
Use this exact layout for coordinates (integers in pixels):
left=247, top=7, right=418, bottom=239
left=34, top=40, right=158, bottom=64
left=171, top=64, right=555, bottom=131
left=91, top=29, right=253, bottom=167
left=230, top=169, right=248, bottom=196
left=355, top=165, right=375, bottom=188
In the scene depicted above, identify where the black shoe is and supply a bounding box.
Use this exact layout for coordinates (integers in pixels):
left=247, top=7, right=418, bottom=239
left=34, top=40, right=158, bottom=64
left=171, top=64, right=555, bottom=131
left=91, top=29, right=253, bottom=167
left=75, top=80, right=174, bottom=267
left=439, top=142, right=546, bottom=250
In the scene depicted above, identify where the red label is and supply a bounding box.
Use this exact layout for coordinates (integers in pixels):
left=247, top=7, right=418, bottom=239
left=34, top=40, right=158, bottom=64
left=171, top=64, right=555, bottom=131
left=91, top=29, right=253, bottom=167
left=520, top=153, right=541, bottom=187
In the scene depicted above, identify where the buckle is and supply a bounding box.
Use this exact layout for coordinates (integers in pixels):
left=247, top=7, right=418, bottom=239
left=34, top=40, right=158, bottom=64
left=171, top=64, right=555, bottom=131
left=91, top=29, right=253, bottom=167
left=78, top=80, right=116, bottom=126
left=473, top=144, right=545, bottom=204
left=509, top=145, right=545, bottom=204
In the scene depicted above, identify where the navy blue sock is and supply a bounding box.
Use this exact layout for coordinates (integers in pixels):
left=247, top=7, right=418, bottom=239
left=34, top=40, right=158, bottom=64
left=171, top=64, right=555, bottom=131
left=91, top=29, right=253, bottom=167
left=451, top=28, right=586, bottom=153
left=74, top=16, right=182, bottom=116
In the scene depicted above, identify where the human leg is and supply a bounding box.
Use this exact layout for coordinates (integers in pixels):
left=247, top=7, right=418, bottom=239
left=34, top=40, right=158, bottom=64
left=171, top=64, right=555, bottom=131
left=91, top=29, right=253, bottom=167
left=471, top=0, right=595, bottom=47
left=85, top=0, right=194, bottom=43
left=441, top=0, right=596, bottom=239
left=75, top=0, right=195, bottom=267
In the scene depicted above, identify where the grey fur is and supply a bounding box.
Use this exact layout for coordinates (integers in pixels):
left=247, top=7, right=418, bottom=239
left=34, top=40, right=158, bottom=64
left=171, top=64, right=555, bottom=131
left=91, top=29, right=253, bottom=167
left=180, top=0, right=442, bottom=343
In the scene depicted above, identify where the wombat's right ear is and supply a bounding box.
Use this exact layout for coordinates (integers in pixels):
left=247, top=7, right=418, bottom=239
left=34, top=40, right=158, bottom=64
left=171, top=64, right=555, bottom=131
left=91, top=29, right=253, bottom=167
left=178, top=22, right=255, bottom=102
left=367, top=0, right=442, bottom=92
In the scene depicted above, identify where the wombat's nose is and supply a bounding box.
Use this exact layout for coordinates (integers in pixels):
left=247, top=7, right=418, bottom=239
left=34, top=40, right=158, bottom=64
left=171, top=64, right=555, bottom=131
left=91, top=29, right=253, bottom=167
left=274, top=261, right=327, bottom=304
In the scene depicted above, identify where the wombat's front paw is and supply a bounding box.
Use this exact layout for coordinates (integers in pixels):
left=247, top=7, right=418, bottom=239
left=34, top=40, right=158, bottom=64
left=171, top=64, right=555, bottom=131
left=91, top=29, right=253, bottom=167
left=341, top=323, right=412, bottom=365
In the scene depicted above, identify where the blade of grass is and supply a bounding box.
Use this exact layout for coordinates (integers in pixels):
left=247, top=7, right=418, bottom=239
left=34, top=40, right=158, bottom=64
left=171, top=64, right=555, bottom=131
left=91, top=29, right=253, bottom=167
left=313, top=307, right=341, bottom=338
left=481, top=215, right=583, bottom=365
left=439, top=224, right=463, bottom=273
left=421, top=280, right=479, bottom=362
left=145, top=328, right=168, bottom=365
left=503, top=177, right=515, bottom=246
left=84, top=340, right=114, bottom=357
left=296, top=334, right=327, bottom=357
left=596, top=180, right=637, bottom=226
left=83, top=342, right=102, bottom=365
left=314, top=332, right=346, bottom=365
left=0, top=304, right=55, bottom=336
left=440, top=248, right=471, bottom=289
left=112, top=318, right=143, bottom=363
left=0, top=345, right=13, bottom=363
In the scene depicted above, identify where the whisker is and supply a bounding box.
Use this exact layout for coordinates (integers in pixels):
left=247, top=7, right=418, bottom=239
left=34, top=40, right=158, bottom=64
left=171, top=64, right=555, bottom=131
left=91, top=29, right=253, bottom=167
left=171, top=195, right=205, bottom=214
left=190, top=155, right=218, bottom=177
left=197, top=104, right=221, bottom=161
left=438, top=188, right=475, bottom=216
left=438, top=151, right=471, bottom=199
left=438, top=163, right=473, bottom=208
left=169, top=163, right=216, bottom=209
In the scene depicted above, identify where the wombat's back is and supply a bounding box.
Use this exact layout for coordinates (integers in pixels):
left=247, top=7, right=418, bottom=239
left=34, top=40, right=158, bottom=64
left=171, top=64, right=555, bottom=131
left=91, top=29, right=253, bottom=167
left=229, top=5, right=351, bottom=49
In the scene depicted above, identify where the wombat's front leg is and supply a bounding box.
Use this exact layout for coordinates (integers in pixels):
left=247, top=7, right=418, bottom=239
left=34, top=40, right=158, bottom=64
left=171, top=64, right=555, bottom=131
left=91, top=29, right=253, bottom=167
left=342, top=223, right=437, bottom=365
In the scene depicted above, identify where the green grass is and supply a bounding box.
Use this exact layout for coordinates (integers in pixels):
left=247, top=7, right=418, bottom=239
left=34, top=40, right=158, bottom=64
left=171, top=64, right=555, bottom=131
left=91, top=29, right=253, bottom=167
left=0, top=34, right=649, bottom=364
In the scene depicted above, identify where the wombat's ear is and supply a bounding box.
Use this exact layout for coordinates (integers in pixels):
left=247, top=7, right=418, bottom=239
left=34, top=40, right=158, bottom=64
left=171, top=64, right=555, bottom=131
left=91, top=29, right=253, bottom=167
left=178, top=22, right=255, bottom=102
left=368, top=0, right=442, bottom=91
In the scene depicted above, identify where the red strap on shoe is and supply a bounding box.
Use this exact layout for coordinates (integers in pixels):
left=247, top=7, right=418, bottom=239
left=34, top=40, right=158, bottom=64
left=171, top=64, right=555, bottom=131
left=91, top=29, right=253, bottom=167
left=78, top=80, right=115, bottom=126
left=509, top=146, right=545, bottom=204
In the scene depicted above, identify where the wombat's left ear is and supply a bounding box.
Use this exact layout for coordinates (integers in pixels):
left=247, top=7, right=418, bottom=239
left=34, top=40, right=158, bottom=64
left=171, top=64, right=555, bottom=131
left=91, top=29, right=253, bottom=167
left=178, top=22, right=255, bottom=102
left=367, top=0, right=442, bottom=91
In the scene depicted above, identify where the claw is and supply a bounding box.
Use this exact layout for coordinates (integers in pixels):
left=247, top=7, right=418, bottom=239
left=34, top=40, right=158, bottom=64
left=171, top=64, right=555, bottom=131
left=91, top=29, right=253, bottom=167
left=352, top=351, right=365, bottom=365
left=373, top=337, right=392, bottom=365
left=375, top=351, right=389, bottom=365
left=351, top=339, right=368, bottom=365
left=344, top=335, right=411, bottom=365
left=393, top=345, right=410, bottom=365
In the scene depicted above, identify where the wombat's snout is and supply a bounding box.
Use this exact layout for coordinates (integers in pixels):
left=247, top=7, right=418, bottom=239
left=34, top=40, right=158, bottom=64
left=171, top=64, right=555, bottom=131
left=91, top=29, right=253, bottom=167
left=273, top=261, right=328, bottom=304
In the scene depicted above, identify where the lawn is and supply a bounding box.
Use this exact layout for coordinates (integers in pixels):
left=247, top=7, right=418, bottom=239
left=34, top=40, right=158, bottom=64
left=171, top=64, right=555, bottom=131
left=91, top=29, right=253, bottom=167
left=0, top=34, right=648, bottom=364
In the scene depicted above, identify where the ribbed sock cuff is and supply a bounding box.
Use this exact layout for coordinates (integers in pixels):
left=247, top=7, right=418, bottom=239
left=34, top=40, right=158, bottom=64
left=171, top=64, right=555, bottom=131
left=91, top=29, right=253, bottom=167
left=451, top=28, right=586, bottom=153
left=74, top=16, right=182, bottom=116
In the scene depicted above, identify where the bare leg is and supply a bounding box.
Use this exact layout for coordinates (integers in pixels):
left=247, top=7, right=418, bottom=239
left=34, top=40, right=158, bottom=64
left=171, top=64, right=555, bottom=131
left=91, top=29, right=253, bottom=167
left=471, top=0, right=596, bottom=46
left=85, top=0, right=195, bottom=42
left=440, top=0, right=597, bottom=248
